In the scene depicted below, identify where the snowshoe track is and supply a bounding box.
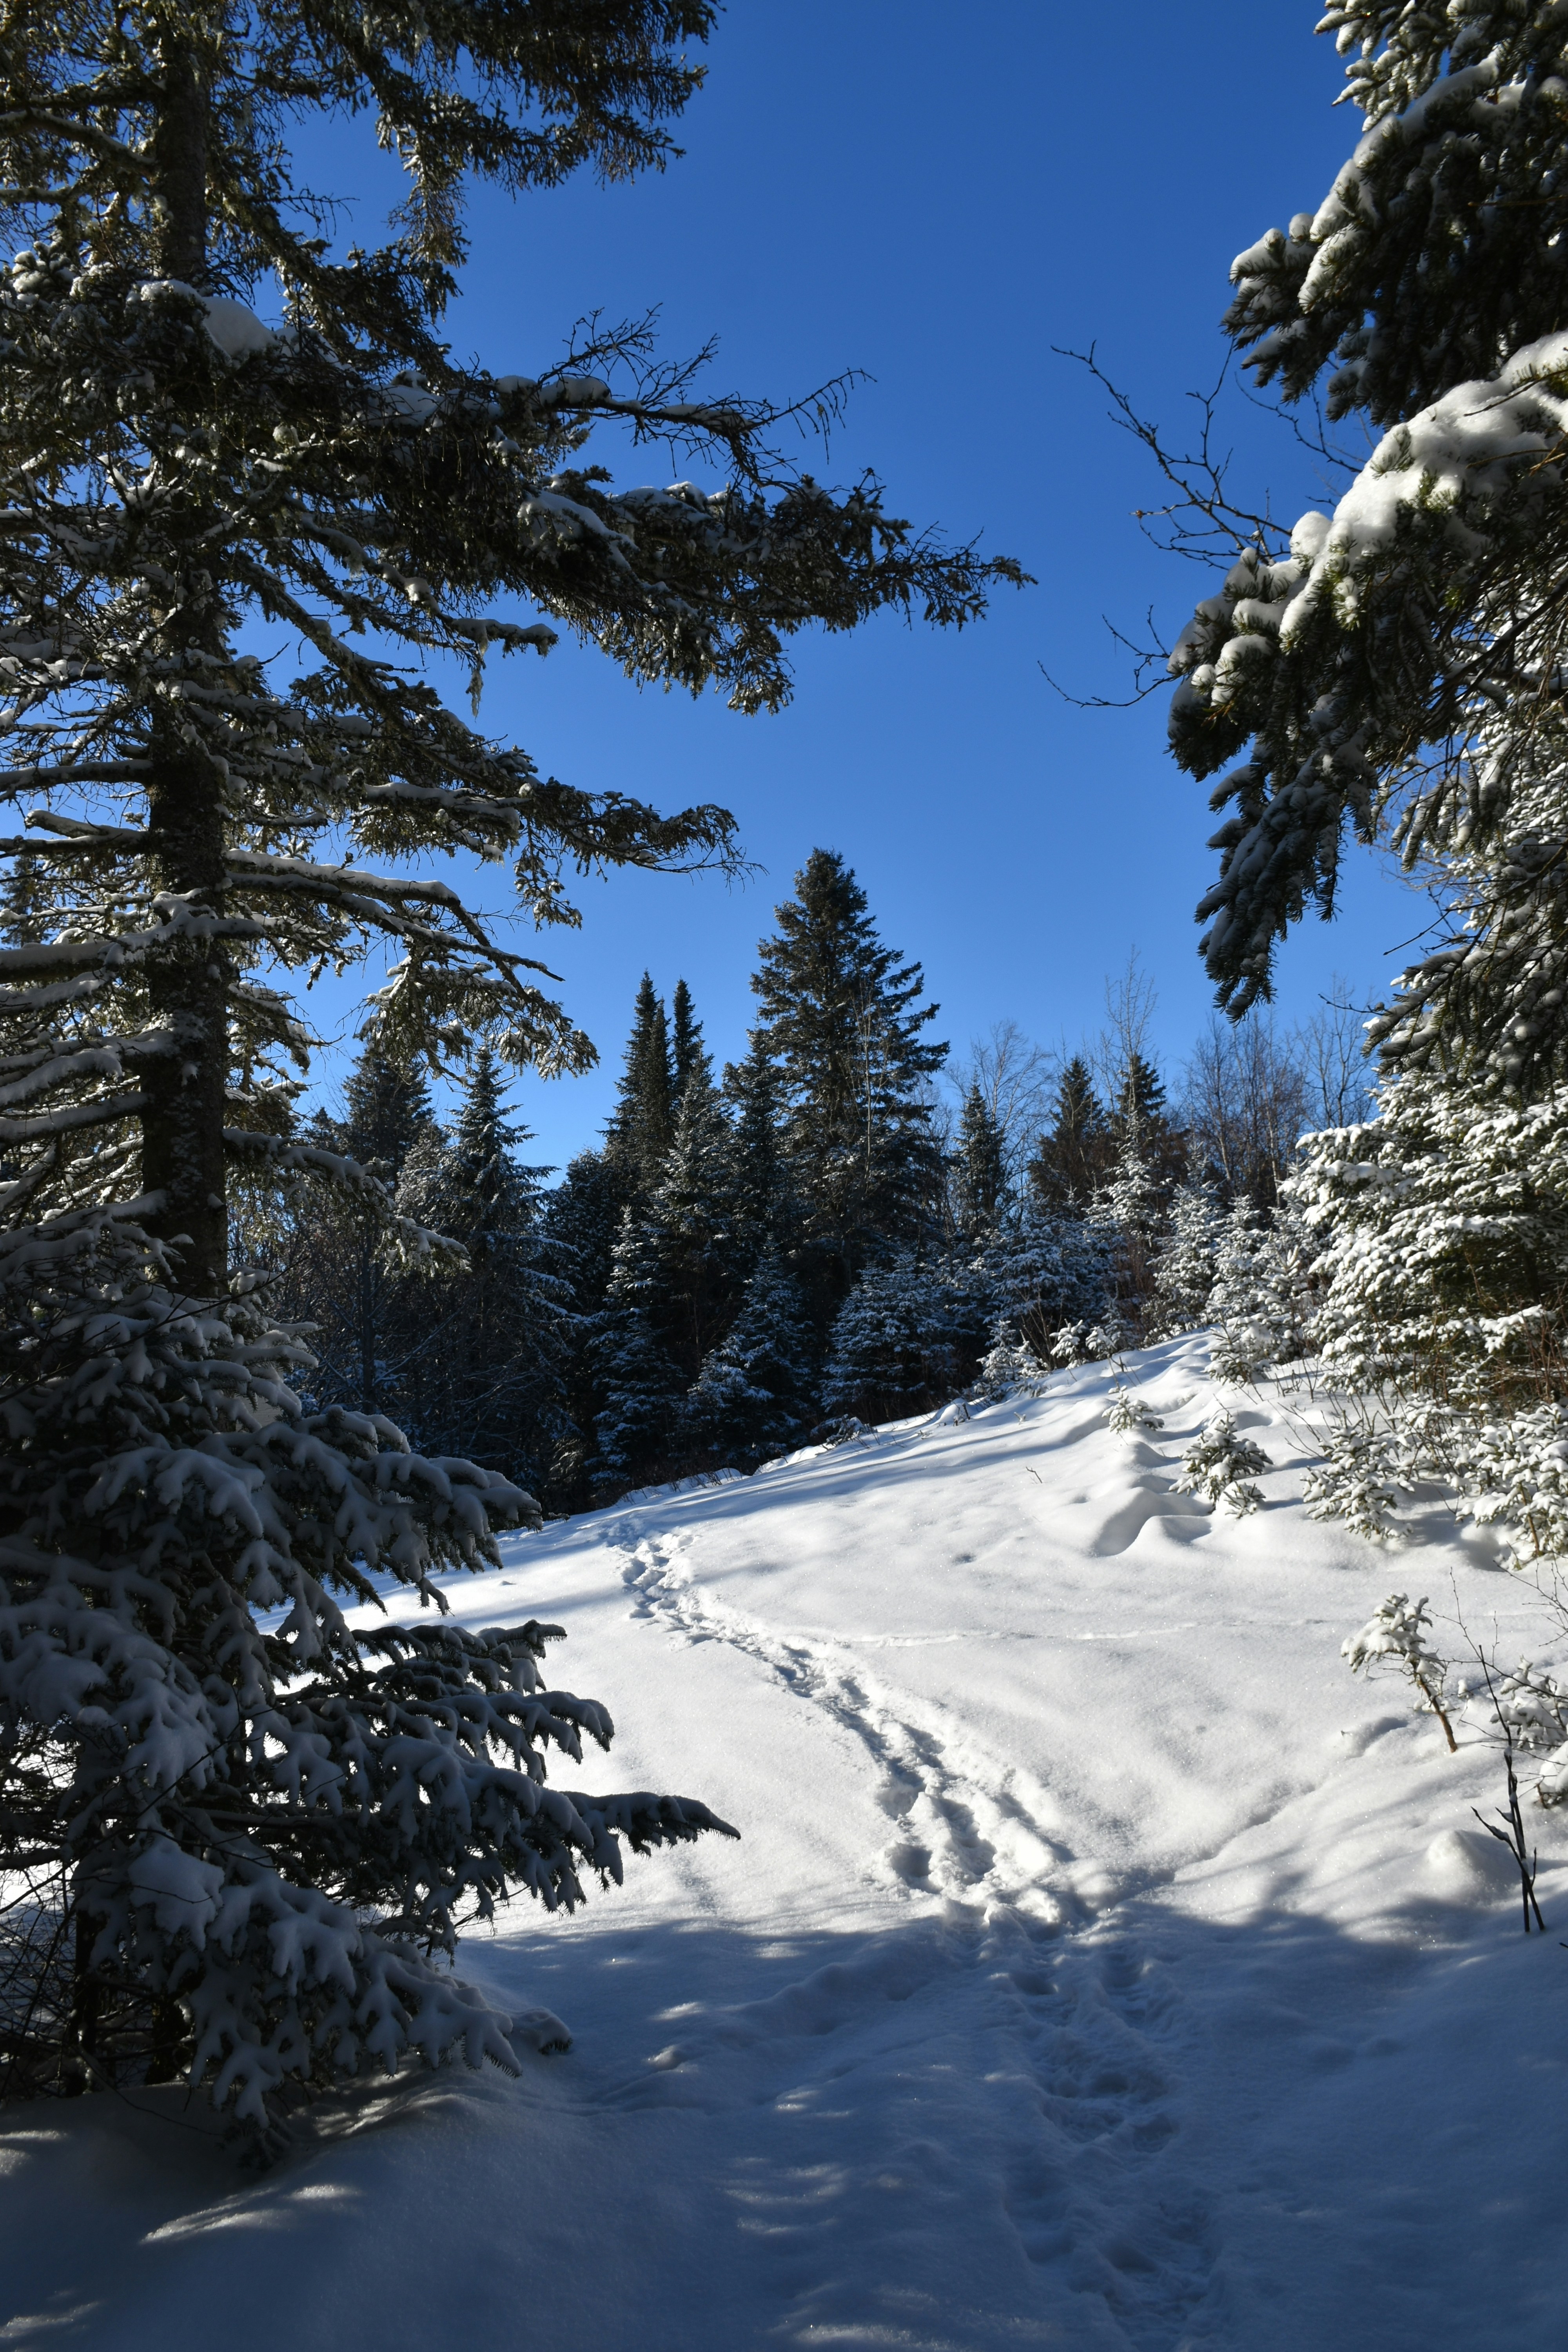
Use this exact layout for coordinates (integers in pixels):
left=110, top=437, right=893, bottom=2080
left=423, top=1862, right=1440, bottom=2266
left=613, top=1521, right=1223, bottom=2347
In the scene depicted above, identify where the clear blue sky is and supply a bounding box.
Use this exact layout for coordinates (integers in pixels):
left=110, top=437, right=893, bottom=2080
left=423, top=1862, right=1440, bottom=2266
left=300, top=1, right=1413, bottom=1162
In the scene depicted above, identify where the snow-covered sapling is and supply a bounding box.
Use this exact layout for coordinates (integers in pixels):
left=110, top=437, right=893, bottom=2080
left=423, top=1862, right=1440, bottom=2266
left=1176, top=1412, right=1273, bottom=1515
left=1303, top=1421, right=1408, bottom=1544
left=1105, top=1382, right=1164, bottom=1436
left=1342, top=1594, right=1458, bottom=1752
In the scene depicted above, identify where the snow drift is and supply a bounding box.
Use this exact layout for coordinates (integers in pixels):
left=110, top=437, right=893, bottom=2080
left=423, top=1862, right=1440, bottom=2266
left=4, top=1334, right=1566, bottom=2349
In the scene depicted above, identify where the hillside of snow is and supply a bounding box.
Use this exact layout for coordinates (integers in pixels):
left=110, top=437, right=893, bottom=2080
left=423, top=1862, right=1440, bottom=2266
left=5, top=1336, right=1568, bottom=2350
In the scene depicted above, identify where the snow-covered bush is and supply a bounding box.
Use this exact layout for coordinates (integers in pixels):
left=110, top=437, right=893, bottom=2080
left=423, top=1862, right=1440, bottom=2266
left=1176, top=1412, right=1273, bottom=1515
left=1342, top=1593, right=1457, bottom=1750
left=973, top=1316, right=1046, bottom=1401
left=1302, top=1420, right=1409, bottom=1544
left=1105, top=1382, right=1164, bottom=1436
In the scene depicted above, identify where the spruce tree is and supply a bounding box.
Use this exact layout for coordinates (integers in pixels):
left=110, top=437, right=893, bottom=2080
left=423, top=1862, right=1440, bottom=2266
left=821, top=1255, right=962, bottom=1424
left=1165, top=2, right=1568, bottom=1075
left=955, top=1082, right=1008, bottom=1236
left=685, top=1254, right=818, bottom=1467
left=606, top=975, right=675, bottom=1192
left=671, top=978, right=708, bottom=1106
left=276, top=1046, right=436, bottom=1416
left=724, top=1034, right=797, bottom=1267
left=394, top=1047, right=571, bottom=1481
left=0, top=3, right=1017, bottom=2131
left=750, top=851, right=947, bottom=1285
left=1027, top=1057, right=1108, bottom=1208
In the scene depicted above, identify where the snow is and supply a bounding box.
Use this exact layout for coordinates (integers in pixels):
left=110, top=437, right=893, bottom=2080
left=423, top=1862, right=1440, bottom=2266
left=7, top=1334, right=1568, bottom=2346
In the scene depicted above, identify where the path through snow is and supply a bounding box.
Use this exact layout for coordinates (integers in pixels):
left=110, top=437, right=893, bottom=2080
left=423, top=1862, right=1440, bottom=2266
left=4, top=1338, right=1568, bottom=2347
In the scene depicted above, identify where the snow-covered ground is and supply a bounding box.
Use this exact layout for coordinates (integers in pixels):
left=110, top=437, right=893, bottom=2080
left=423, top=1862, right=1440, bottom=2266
left=6, top=1336, right=1568, bottom=2349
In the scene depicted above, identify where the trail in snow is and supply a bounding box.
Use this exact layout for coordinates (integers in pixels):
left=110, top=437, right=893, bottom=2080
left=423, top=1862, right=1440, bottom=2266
left=5, top=1337, right=1568, bottom=2350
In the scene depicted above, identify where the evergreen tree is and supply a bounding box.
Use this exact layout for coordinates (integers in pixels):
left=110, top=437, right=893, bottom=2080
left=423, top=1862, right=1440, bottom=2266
left=751, top=852, right=947, bottom=1285
left=0, top=0, right=1018, bottom=2131
left=1166, top=2, right=1568, bottom=1076
left=589, top=1210, right=688, bottom=1493
left=606, top=975, right=675, bottom=1192
left=275, top=1045, right=436, bottom=1416
left=1145, top=1181, right=1225, bottom=1341
left=671, top=978, right=710, bottom=1106
left=1093, top=1144, right=1171, bottom=1337
left=821, top=1255, right=967, bottom=1424
left=1028, top=1058, right=1109, bottom=1208
left=685, top=1255, right=818, bottom=1467
left=631, top=1074, right=737, bottom=1381
left=394, top=1049, right=571, bottom=1482
left=724, top=1034, right=797, bottom=1268
left=955, top=1082, right=1008, bottom=1236
left=541, top=1147, right=639, bottom=1506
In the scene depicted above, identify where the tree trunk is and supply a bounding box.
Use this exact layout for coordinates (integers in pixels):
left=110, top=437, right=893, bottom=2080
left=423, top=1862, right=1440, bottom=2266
left=141, top=27, right=229, bottom=1294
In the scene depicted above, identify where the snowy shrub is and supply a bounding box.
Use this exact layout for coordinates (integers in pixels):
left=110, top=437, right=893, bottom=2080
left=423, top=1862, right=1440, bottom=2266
left=1082, top=1318, right=1127, bottom=1363
left=973, top=1316, right=1046, bottom=1401
left=1176, top=1413, right=1274, bottom=1515
left=1302, top=1421, right=1409, bottom=1544
left=1342, top=1593, right=1458, bottom=1750
left=1049, top=1322, right=1089, bottom=1367
left=1105, top=1382, right=1164, bottom=1436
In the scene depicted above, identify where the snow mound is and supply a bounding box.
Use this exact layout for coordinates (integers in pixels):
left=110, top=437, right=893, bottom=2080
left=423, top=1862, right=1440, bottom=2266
left=7, top=1336, right=1568, bottom=2348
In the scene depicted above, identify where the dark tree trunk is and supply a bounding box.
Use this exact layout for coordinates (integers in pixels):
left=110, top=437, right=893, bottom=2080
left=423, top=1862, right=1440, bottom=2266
left=141, top=28, right=229, bottom=1294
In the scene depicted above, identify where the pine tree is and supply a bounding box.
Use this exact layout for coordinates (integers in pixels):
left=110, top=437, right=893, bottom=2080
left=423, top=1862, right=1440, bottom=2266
left=821, top=1255, right=964, bottom=1424
left=724, top=1034, right=797, bottom=1268
left=540, top=1146, right=639, bottom=1506
left=1165, top=3, right=1568, bottom=1073
left=671, top=978, right=709, bottom=1107
left=605, top=975, right=675, bottom=1192
left=750, top=851, right=947, bottom=1285
left=0, top=3, right=1016, bottom=2132
left=276, top=1047, right=436, bottom=1417
left=685, top=1255, right=818, bottom=1466
left=394, top=1048, right=572, bottom=1482
left=1027, top=1058, right=1109, bottom=1208
left=955, top=1082, right=1008, bottom=1236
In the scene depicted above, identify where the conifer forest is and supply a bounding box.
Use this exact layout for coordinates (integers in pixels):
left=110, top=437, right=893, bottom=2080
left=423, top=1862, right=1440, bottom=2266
left=7, top=5, right=1568, bottom=2345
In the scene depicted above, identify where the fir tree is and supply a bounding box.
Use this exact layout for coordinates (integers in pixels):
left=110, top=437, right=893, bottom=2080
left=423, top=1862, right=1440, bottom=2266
left=671, top=978, right=709, bottom=1106
left=724, top=1034, right=796, bottom=1268
left=821, top=1255, right=964, bottom=1424
left=630, top=1073, right=737, bottom=1381
left=606, top=975, right=675, bottom=1192
left=1165, top=2, right=1568, bottom=1074
left=685, top=1255, right=818, bottom=1466
left=1145, top=1181, right=1224, bottom=1342
left=589, top=1210, right=688, bottom=1493
left=277, top=1047, right=436, bottom=1417
left=1028, top=1058, right=1109, bottom=1209
left=0, top=2, right=1015, bottom=2132
left=751, top=852, right=947, bottom=1285
left=394, top=1048, right=572, bottom=1482
left=955, top=1082, right=1008, bottom=1236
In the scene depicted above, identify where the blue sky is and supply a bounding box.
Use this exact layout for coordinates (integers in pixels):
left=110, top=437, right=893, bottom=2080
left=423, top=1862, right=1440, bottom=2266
left=299, top=1, right=1413, bottom=1162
